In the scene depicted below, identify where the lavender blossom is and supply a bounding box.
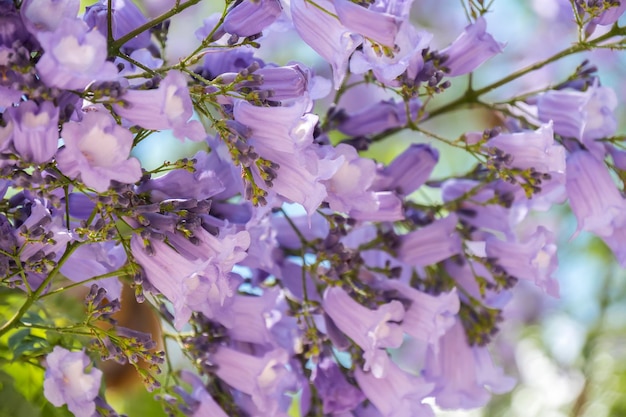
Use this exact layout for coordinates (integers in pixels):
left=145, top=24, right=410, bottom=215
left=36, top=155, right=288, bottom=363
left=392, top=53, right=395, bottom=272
left=130, top=228, right=250, bottom=330
left=36, top=18, right=118, bottom=90
left=486, top=122, right=565, bottom=174
left=536, top=84, right=617, bottom=156
left=385, top=281, right=460, bottom=346
left=423, top=320, right=515, bottom=409
left=442, top=179, right=520, bottom=238
left=290, top=0, right=363, bottom=88
left=84, top=0, right=151, bottom=50
left=180, top=370, right=229, bottom=417
left=233, top=98, right=329, bottom=214
left=354, top=354, right=435, bottom=417
left=313, top=357, right=366, bottom=414
left=334, top=0, right=401, bottom=46
left=60, top=242, right=126, bottom=301
left=565, top=149, right=626, bottom=237
left=6, top=100, right=59, bottom=164
left=322, top=143, right=378, bottom=214
left=337, top=99, right=421, bottom=137
left=43, top=347, right=102, bottom=417
left=323, top=286, right=405, bottom=378
left=217, top=289, right=280, bottom=345
left=223, top=0, right=282, bottom=37
left=350, top=19, right=432, bottom=85
left=486, top=227, right=560, bottom=297
left=17, top=199, right=72, bottom=271
left=397, top=214, right=462, bottom=267
left=373, top=144, right=438, bottom=195
left=440, top=17, right=505, bottom=77
left=255, top=64, right=309, bottom=102
left=20, top=0, right=80, bottom=34
left=114, top=71, right=206, bottom=142
left=138, top=150, right=226, bottom=201
left=57, top=111, right=142, bottom=192
left=210, top=346, right=296, bottom=416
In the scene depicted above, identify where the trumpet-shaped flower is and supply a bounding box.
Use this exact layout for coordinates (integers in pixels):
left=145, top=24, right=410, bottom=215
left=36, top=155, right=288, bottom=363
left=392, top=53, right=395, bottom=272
left=423, top=320, right=515, bottom=409
left=440, top=17, right=504, bottom=77
left=397, top=214, right=462, bottom=267
left=114, top=71, right=206, bottom=142
left=36, top=18, right=118, bottom=90
left=354, top=354, right=435, bottom=417
left=565, top=149, right=626, bottom=237
left=223, top=0, right=282, bottom=37
left=210, top=346, right=296, bottom=416
left=290, top=0, right=362, bottom=88
left=43, top=347, right=102, bottom=417
left=323, top=286, right=404, bottom=378
left=57, top=111, right=142, bottom=192
left=6, top=100, right=59, bottom=164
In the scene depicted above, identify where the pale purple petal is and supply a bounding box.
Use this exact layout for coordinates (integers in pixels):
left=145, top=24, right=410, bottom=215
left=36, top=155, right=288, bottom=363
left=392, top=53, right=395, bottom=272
left=44, top=347, right=102, bottom=417
left=291, top=0, right=362, bottom=88
left=57, top=111, right=142, bottom=192
left=36, top=18, right=118, bottom=90
left=440, top=17, right=504, bottom=77
left=397, top=214, right=462, bottom=267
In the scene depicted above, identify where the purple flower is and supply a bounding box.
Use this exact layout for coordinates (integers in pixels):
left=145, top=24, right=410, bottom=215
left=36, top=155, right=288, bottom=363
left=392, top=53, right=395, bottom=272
left=322, top=143, right=378, bottom=214
left=131, top=228, right=250, bottom=330
left=43, top=347, right=102, bottom=417
left=290, top=0, right=362, bottom=88
left=350, top=22, right=432, bottom=85
left=36, top=18, right=118, bottom=90
left=336, top=99, right=421, bottom=137
left=445, top=257, right=511, bottom=308
left=323, top=286, right=405, bottom=378
left=354, top=354, right=435, bottom=417
left=17, top=199, right=73, bottom=272
left=565, top=149, right=626, bottom=237
left=385, top=281, right=459, bottom=345
left=272, top=212, right=329, bottom=249
left=255, top=64, right=309, bottom=102
left=313, top=357, right=365, bottom=414
left=138, top=150, right=225, bottom=200
left=588, top=1, right=626, bottom=34
left=536, top=84, right=617, bottom=156
left=20, top=0, right=79, bottom=34
left=440, top=17, right=504, bottom=77
left=216, top=289, right=280, bottom=345
left=114, top=71, right=206, bottom=142
left=373, top=143, right=438, bottom=196
left=6, top=100, right=59, bottom=164
left=60, top=242, right=125, bottom=300
left=423, top=320, right=515, bottom=409
left=486, top=227, right=559, bottom=297
left=397, top=214, right=462, bottom=267
left=349, top=191, right=404, bottom=222
left=233, top=98, right=329, bottom=214
left=486, top=122, right=565, bottom=174
left=210, top=346, right=296, bottom=416
left=442, top=179, right=519, bottom=238
left=84, top=0, right=151, bottom=50
left=199, top=49, right=261, bottom=80
left=180, top=370, right=229, bottom=417
left=334, top=0, right=401, bottom=46
left=223, top=0, right=282, bottom=37
left=57, top=111, right=142, bottom=192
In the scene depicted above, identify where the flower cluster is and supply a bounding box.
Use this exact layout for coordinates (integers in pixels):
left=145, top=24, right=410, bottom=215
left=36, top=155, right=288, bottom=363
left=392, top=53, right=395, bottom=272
left=0, top=0, right=625, bottom=416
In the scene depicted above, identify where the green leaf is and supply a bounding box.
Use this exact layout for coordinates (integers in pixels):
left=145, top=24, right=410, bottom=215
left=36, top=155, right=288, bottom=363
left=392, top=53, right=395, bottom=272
left=0, top=371, right=42, bottom=417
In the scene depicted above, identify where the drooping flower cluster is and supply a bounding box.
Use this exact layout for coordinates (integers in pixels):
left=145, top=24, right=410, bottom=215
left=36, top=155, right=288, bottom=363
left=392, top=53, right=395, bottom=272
left=0, top=0, right=625, bottom=416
